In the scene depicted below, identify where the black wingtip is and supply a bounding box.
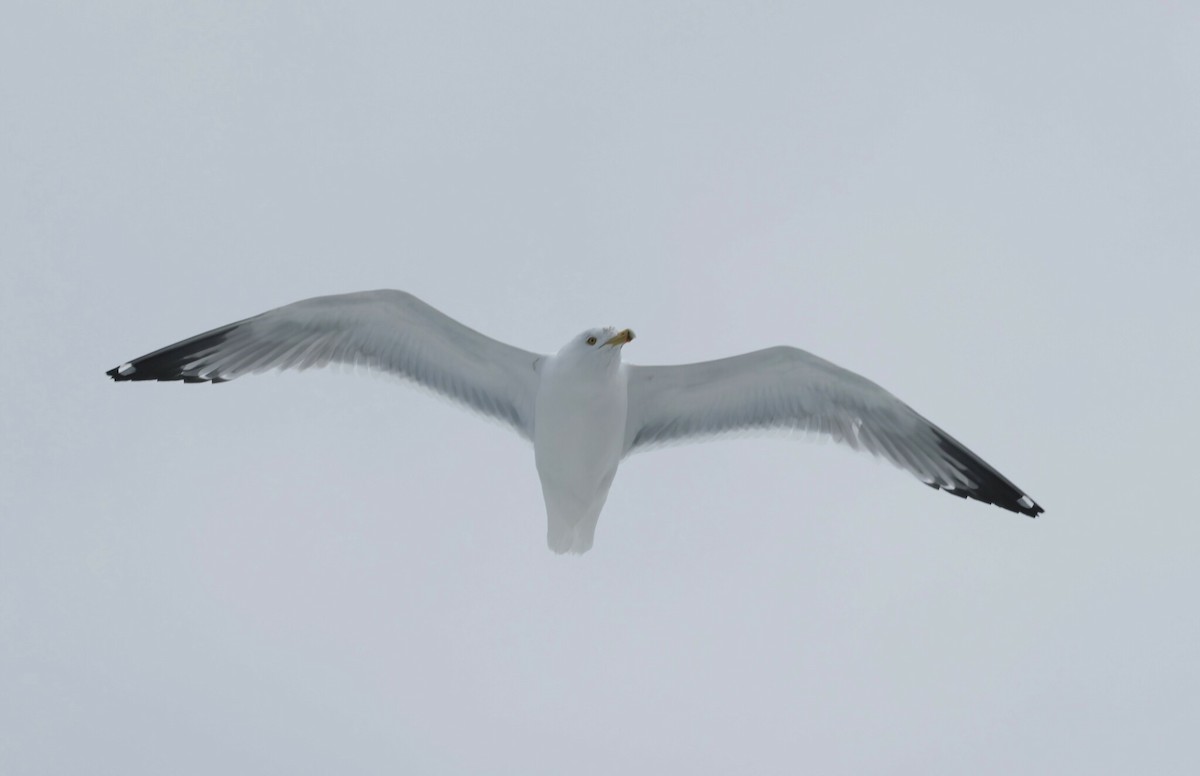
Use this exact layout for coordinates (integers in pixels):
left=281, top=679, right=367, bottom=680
left=929, top=429, right=1044, bottom=518
left=106, top=326, right=237, bottom=383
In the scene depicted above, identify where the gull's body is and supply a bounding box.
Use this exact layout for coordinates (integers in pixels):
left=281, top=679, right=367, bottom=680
left=108, top=290, right=1043, bottom=553
left=535, top=331, right=630, bottom=553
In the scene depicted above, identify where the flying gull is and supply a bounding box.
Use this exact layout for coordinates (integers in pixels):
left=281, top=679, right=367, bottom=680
left=107, top=290, right=1043, bottom=553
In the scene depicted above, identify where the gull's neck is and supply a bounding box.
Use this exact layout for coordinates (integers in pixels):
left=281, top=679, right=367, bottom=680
left=550, top=352, right=622, bottom=379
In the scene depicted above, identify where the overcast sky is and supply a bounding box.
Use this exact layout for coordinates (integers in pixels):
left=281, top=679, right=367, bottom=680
left=3, top=2, right=1199, bottom=774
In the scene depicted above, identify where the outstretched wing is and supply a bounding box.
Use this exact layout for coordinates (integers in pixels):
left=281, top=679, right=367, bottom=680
left=624, top=346, right=1042, bottom=516
left=107, top=289, right=543, bottom=439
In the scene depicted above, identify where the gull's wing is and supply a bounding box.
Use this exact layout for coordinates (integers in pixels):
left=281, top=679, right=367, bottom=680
left=107, top=290, right=543, bottom=439
left=624, top=346, right=1042, bottom=516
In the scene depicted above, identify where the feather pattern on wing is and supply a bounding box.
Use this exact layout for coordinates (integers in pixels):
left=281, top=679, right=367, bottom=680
left=107, top=290, right=543, bottom=439
left=624, top=346, right=1042, bottom=516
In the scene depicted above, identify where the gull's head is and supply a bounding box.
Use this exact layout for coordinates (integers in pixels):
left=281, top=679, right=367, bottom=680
left=556, top=327, right=636, bottom=368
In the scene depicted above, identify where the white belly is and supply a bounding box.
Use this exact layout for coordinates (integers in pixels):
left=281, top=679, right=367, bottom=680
left=533, top=362, right=628, bottom=554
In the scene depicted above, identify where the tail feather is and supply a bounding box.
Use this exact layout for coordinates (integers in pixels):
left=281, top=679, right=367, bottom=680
left=545, top=502, right=602, bottom=555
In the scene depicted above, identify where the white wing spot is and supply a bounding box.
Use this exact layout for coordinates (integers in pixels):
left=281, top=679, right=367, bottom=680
left=1019, top=496, right=1034, bottom=508
left=117, top=362, right=135, bottom=376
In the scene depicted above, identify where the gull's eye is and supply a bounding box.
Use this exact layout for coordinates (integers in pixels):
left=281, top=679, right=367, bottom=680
left=586, top=336, right=598, bottom=346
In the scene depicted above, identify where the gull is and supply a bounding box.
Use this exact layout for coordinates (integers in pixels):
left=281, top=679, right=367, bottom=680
left=107, top=290, right=1043, bottom=553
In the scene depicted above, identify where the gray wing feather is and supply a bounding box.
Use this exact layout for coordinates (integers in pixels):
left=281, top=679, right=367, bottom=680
left=107, top=290, right=543, bottom=439
left=624, top=346, right=1042, bottom=516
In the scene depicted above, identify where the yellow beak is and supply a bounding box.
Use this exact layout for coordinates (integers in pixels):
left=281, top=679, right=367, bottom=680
left=603, top=329, right=636, bottom=347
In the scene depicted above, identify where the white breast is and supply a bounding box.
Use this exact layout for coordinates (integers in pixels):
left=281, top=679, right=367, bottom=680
left=532, top=357, right=629, bottom=553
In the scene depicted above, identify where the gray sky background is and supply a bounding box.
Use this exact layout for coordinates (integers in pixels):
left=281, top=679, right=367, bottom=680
left=3, top=2, right=1199, bottom=774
